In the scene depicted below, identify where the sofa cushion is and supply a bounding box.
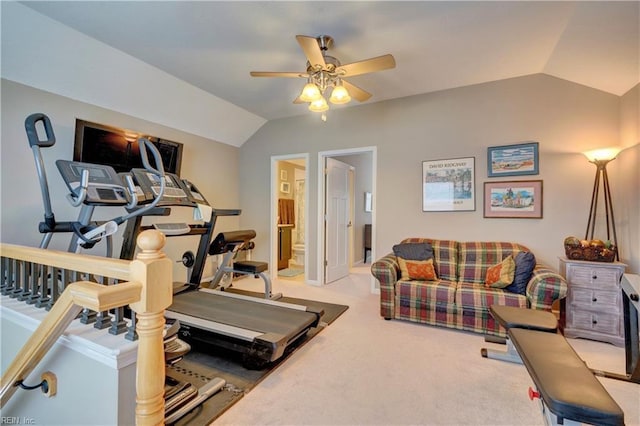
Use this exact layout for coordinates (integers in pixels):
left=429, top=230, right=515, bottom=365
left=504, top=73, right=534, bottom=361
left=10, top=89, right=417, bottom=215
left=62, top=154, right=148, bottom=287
left=456, top=281, right=528, bottom=310
left=485, top=255, right=516, bottom=288
left=458, top=242, right=529, bottom=284
left=401, top=238, right=458, bottom=282
left=504, top=251, right=537, bottom=295
left=393, top=242, right=433, bottom=260
left=398, top=257, right=438, bottom=281
left=397, top=279, right=457, bottom=306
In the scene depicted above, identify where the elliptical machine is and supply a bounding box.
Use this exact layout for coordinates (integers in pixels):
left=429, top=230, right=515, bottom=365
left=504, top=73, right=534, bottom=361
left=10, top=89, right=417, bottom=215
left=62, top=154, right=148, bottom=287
left=26, top=112, right=170, bottom=332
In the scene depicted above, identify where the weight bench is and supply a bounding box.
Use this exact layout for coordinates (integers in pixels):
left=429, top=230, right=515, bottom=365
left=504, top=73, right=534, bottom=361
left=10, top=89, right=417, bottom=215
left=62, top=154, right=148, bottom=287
left=485, top=305, right=625, bottom=426
left=208, top=230, right=282, bottom=300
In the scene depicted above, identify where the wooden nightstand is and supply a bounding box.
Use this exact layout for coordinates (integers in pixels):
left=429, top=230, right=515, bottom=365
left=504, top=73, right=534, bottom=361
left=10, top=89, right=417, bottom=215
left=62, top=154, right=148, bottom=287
left=559, top=257, right=627, bottom=347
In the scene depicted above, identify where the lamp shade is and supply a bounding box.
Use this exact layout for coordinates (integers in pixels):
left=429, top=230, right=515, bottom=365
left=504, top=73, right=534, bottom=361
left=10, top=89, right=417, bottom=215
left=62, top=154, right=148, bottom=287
left=329, top=84, right=351, bottom=104
left=299, top=83, right=322, bottom=102
left=308, top=97, right=329, bottom=112
left=583, top=147, right=622, bottom=163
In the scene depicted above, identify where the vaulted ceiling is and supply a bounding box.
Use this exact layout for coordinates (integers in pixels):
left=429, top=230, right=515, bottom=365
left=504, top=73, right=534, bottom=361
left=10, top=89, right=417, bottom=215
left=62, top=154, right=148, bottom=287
left=20, top=1, right=640, bottom=122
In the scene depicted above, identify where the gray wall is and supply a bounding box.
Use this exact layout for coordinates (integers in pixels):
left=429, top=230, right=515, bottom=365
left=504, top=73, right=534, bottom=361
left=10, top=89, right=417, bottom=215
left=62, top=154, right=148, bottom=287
left=239, top=74, right=639, bottom=279
left=1, top=79, right=241, bottom=280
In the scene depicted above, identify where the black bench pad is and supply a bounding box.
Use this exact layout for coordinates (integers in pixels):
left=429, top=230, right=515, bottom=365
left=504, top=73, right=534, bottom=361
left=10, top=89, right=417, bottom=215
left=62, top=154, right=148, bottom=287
left=490, top=305, right=558, bottom=332
left=233, top=260, right=268, bottom=274
left=509, top=328, right=624, bottom=426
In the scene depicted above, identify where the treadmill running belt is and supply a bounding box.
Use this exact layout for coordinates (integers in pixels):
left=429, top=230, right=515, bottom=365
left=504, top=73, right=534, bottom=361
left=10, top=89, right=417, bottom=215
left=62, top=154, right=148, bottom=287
left=170, top=290, right=317, bottom=336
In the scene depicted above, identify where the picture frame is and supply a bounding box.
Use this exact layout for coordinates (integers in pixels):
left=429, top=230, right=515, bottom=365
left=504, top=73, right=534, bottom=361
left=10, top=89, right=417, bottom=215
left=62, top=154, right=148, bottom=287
left=280, top=170, right=288, bottom=181
left=483, top=180, right=543, bottom=218
left=422, top=157, right=475, bottom=212
left=487, top=141, right=539, bottom=177
left=280, top=182, right=290, bottom=194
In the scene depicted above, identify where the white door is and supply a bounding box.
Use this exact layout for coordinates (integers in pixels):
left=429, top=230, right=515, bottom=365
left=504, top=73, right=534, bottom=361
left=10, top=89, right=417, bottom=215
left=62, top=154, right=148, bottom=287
left=325, top=157, right=350, bottom=283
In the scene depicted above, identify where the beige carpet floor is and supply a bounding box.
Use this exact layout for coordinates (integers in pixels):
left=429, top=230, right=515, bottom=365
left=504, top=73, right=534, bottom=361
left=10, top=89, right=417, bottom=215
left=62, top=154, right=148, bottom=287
left=213, top=265, right=640, bottom=426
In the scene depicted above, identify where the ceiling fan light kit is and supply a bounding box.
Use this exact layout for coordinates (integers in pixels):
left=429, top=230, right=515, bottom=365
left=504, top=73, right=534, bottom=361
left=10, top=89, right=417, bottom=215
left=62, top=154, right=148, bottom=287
left=251, top=35, right=395, bottom=119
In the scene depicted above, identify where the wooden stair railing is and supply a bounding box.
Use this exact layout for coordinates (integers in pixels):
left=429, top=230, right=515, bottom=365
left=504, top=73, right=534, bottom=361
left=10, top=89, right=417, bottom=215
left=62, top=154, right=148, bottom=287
left=0, top=230, right=172, bottom=425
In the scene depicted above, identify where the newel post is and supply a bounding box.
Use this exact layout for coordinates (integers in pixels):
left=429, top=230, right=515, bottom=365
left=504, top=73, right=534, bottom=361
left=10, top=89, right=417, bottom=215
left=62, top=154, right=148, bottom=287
left=129, top=230, right=172, bottom=426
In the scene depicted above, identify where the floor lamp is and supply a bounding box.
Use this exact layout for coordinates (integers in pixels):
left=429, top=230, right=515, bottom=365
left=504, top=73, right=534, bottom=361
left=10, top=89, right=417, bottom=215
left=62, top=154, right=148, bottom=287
left=583, top=147, right=621, bottom=261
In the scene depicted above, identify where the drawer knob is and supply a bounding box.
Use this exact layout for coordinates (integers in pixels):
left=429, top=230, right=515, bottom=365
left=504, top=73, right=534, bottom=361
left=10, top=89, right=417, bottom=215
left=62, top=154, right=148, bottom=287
left=592, top=298, right=598, bottom=302
left=592, top=319, right=598, bottom=324
left=592, top=275, right=598, bottom=280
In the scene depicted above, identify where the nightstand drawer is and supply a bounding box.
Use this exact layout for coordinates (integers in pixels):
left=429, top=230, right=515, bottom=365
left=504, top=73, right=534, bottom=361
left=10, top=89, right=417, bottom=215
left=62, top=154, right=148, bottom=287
left=569, top=310, right=621, bottom=335
left=569, top=287, right=620, bottom=309
left=569, top=265, right=620, bottom=288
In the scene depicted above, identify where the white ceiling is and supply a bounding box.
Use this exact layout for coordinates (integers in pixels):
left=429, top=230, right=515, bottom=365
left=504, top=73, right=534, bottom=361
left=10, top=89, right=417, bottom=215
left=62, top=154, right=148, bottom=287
left=22, top=1, right=640, bottom=122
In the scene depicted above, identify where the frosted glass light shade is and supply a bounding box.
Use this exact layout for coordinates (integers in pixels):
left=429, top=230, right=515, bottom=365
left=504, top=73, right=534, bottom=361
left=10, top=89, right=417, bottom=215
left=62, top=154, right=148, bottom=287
left=583, top=147, right=622, bottom=163
left=308, top=97, right=329, bottom=112
left=299, top=83, right=322, bottom=102
left=329, top=85, right=351, bottom=104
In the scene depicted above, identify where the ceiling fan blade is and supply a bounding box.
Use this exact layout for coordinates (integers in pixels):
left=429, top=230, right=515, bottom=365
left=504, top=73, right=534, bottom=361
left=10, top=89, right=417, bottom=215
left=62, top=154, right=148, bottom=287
left=337, top=54, right=396, bottom=77
left=343, top=80, right=372, bottom=102
left=293, top=96, right=305, bottom=104
left=250, top=71, right=308, bottom=78
left=296, top=35, right=326, bottom=69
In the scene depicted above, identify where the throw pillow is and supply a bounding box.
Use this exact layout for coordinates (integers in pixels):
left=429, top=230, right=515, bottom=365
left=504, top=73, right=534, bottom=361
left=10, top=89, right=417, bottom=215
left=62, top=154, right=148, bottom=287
left=485, top=255, right=516, bottom=288
left=398, top=257, right=438, bottom=281
left=504, top=251, right=536, bottom=295
left=392, top=242, right=434, bottom=261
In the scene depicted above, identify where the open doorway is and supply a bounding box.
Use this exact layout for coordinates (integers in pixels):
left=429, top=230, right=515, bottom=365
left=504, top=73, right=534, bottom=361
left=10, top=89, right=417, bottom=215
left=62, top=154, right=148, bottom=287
left=318, top=147, right=376, bottom=287
left=270, top=154, right=309, bottom=284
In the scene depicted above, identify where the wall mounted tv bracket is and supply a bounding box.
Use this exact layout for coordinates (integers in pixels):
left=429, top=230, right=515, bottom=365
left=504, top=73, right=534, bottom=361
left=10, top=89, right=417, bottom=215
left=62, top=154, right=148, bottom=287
left=26, top=113, right=166, bottom=253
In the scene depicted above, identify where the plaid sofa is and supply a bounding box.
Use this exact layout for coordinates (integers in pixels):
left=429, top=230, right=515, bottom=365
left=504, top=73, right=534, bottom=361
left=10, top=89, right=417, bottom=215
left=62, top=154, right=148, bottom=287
left=371, top=238, right=567, bottom=337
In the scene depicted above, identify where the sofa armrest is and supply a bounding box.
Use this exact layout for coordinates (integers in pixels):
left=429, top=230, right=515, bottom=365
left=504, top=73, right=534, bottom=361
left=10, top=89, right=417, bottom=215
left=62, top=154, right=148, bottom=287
left=371, top=253, right=400, bottom=319
left=526, top=265, right=568, bottom=311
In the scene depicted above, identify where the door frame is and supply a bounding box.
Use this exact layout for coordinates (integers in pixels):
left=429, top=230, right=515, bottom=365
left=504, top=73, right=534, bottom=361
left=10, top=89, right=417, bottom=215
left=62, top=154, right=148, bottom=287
left=270, top=153, right=310, bottom=283
left=317, top=146, right=377, bottom=289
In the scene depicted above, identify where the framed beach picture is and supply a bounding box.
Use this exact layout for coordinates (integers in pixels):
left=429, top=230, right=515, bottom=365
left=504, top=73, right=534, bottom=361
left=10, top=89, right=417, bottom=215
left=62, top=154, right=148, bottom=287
left=422, top=157, right=475, bottom=212
left=483, top=180, right=543, bottom=218
left=487, top=142, right=539, bottom=177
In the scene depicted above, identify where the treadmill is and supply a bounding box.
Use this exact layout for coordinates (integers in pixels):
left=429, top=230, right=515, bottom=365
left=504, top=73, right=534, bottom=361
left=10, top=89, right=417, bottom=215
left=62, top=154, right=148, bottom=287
left=120, top=172, right=323, bottom=368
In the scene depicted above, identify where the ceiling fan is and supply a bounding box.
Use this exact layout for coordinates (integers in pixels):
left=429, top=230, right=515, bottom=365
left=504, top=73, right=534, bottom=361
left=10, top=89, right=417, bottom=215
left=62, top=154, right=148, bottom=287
left=250, top=35, right=396, bottom=114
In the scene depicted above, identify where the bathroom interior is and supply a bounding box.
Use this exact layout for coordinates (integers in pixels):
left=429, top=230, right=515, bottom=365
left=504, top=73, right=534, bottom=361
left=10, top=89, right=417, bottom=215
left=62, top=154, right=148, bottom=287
left=277, top=159, right=307, bottom=280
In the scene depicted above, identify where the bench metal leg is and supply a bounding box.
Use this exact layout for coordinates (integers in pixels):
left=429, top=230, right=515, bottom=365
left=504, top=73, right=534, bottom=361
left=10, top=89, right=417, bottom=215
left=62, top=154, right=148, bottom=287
left=481, top=338, right=522, bottom=364
left=258, top=271, right=282, bottom=300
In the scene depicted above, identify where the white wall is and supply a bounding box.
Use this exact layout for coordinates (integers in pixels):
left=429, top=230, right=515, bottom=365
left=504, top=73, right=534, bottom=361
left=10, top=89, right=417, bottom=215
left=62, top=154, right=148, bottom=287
left=239, top=74, right=638, bottom=280
left=0, top=79, right=242, bottom=279
left=1, top=302, right=137, bottom=425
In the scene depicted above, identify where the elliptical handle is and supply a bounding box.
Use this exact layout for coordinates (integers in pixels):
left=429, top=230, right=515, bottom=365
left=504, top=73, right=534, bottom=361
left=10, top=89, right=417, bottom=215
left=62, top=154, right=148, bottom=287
left=114, top=138, right=166, bottom=226
left=138, top=137, right=165, bottom=177
left=25, top=113, right=56, bottom=148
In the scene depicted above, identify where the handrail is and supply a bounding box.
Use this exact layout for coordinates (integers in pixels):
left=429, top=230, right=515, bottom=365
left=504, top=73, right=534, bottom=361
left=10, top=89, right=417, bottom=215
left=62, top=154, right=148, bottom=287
left=1, top=244, right=131, bottom=280
left=0, top=230, right=172, bottom=425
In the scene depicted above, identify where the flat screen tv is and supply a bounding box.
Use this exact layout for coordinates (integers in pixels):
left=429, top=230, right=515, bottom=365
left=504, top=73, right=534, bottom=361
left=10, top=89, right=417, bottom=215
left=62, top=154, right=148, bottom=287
left=73, top=119, right=183, bottom=176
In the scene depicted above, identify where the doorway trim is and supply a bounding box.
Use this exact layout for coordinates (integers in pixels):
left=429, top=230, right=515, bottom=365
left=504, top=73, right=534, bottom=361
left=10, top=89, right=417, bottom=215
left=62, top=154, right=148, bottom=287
left=270, top=153, right=310, bottom=284
left=317, top=146, right=377, bottom=290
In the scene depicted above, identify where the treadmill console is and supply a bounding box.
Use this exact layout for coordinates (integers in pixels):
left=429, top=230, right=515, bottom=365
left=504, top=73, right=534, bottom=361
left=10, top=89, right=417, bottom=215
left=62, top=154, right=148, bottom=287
left=129, top=169, right=209, bottom=207
left=56, top=160, right=129, bottom=205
